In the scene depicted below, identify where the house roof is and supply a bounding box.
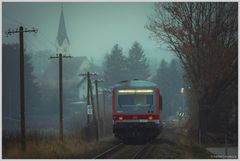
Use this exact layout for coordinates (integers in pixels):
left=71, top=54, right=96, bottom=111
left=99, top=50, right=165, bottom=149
left=76, top=76, right=87, bottom=87
left=57, top=7, right=70, bottom=46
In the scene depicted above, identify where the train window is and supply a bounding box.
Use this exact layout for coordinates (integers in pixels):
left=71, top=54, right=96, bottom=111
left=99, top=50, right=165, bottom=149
left=118, top=95, right=153, bottom=106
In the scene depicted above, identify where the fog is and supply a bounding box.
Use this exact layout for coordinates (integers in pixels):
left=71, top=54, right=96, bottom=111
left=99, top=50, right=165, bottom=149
left=2, top=2, right=237, bottom=158
left=2, top=2, right=181, bottom=136
left=3, top=2, right=175, bottom=65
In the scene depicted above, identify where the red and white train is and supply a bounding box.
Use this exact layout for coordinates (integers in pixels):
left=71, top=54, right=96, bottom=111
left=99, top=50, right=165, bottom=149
left=112, top=80, right=163, bottom=142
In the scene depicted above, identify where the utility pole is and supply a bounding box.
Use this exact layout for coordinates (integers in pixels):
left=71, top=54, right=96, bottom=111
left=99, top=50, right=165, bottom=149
left=94, top=79, right=104, bottom=120
left=80, top=72, right=101, bottom=141
left=79, top=72, right=97, bottom=126
left=50, top=53, right=71, bottom=141
left=94, top=79, right=104, bottom=138
left=6, top=26, right=38, bottom=151
left=89, top=80, right=99, bottom=141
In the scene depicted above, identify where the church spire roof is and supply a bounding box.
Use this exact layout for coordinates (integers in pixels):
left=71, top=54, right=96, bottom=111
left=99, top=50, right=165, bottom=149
left=57, top=6, right=70, bottom=46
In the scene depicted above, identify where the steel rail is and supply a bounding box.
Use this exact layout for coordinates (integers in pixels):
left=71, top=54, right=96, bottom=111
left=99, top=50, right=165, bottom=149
left=132, top=144, right=149, bottom=159
left=93, top=143, right=124, bottom=159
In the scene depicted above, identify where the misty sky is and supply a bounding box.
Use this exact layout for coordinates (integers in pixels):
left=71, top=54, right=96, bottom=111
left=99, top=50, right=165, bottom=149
left=2, top=2, right=175, bottom=65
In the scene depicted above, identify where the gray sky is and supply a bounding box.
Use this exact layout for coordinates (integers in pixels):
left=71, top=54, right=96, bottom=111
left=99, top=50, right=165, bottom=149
left=2, top=2, right=175, bottom=65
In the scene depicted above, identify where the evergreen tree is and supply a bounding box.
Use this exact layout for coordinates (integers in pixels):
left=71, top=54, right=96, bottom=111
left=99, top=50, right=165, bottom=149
left=153, top=59, right=182, bottom=119
left=31, top=50, right=52, bottom=79
left=103, top=44, right=128, bottom=87
left=3, top=44, right=20, bottom=121
left=128, top=42, right=149, bottom=80
left=154, top=59, right=170, bottom=119
left=24, top=52, right=40, bottom=116
left=2, top=44, right=40, bottom=132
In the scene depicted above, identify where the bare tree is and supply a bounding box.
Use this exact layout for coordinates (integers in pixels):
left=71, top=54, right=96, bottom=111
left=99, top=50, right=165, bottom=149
left=147, top=2, right=237, bottom=138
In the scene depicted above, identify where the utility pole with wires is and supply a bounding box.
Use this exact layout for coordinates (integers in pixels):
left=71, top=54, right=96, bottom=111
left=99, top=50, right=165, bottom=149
left=94, top=79, right=104, bottom=121
left=94, top=79, right=104, bottom=137
left=49, top=53, right=71, bottom=142
left=89, top=79, right=99, bottom=141
left=6, top=26, right=38, bottom=151
left=79, top=72, right=97, bottom=126
left=80, top=72, right=101, bottom=141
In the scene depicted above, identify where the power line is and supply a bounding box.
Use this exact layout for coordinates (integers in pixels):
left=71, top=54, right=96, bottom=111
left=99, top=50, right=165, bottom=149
left=25, top=31, right=55, bottom=53
left=3, top=14, right=55, bottom=51
left=38, top=30, right=56, bottom=48
left=24, top=34, right=42, bottom=52
left=3, top=14, right=30, bottom=27
left=29, top=33, right=52, bottom=52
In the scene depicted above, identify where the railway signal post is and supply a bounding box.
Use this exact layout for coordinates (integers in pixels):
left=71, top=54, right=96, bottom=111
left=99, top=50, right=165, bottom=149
left=6, top=26, right=38, bottom=151
left=50, top=53, right=71, bottom=142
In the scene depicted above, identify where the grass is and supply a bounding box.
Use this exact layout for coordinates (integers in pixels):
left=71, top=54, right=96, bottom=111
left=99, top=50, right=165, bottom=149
left=3, top=126, right=214, bottom=159
left=170, top=128, right=213, bottom=159
left=2, top=130, right=117, bottom=159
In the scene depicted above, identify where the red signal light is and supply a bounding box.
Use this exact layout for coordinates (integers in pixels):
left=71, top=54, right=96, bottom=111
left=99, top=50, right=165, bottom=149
left=148, top=116, right=153, bottom=120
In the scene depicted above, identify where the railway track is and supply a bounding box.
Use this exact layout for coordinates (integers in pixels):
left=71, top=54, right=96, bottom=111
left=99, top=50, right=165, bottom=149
left=93, top=142, right=150, bottom=159
left=93, top=143, right=124, bottom=159
left=132, top=143, right=149, bottom=159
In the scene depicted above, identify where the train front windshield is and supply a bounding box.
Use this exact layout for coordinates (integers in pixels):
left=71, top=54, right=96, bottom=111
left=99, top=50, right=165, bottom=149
left=116, top=89, right=156, bottom=114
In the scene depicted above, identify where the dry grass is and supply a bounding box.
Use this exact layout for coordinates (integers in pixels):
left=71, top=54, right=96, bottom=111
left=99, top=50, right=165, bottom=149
left=3, top=132, right=116, bottom=159
left=171, top=128, right=212, bottom=159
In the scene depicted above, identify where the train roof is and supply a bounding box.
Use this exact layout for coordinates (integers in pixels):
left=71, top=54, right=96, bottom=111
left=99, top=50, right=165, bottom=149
left=114, top=80, right=157, bottom=88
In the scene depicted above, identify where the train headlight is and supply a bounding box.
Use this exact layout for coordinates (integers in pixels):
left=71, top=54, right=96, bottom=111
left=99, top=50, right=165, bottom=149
left=119, top=116, right=123, bottom=120
left=118, top=89, right=153, bottom=93
left=148, top=116, right=153, bottom=120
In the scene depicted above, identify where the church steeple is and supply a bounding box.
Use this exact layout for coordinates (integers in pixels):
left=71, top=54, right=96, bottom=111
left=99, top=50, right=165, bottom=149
left=56, top=6, right=70, bottom=54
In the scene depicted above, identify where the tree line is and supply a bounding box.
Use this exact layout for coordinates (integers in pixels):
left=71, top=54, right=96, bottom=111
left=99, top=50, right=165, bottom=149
left=103, top=42, right=150, bottom=87
left=102, top=42, right=184, bottom=120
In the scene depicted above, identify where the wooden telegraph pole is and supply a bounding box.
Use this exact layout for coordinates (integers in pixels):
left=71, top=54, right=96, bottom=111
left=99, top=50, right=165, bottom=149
left=80, top=72, right=100, bottom=141
left=50, top=53, right=71, bottom=141
left=94, top=79, right=104, bottom=137
left=79, top=72, right=97, bottom=126
left=94, top=79, right=104, bottom=121
left=6, top=26, right=38, bottom=151
left=89, top=79, right=99, bottom=141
